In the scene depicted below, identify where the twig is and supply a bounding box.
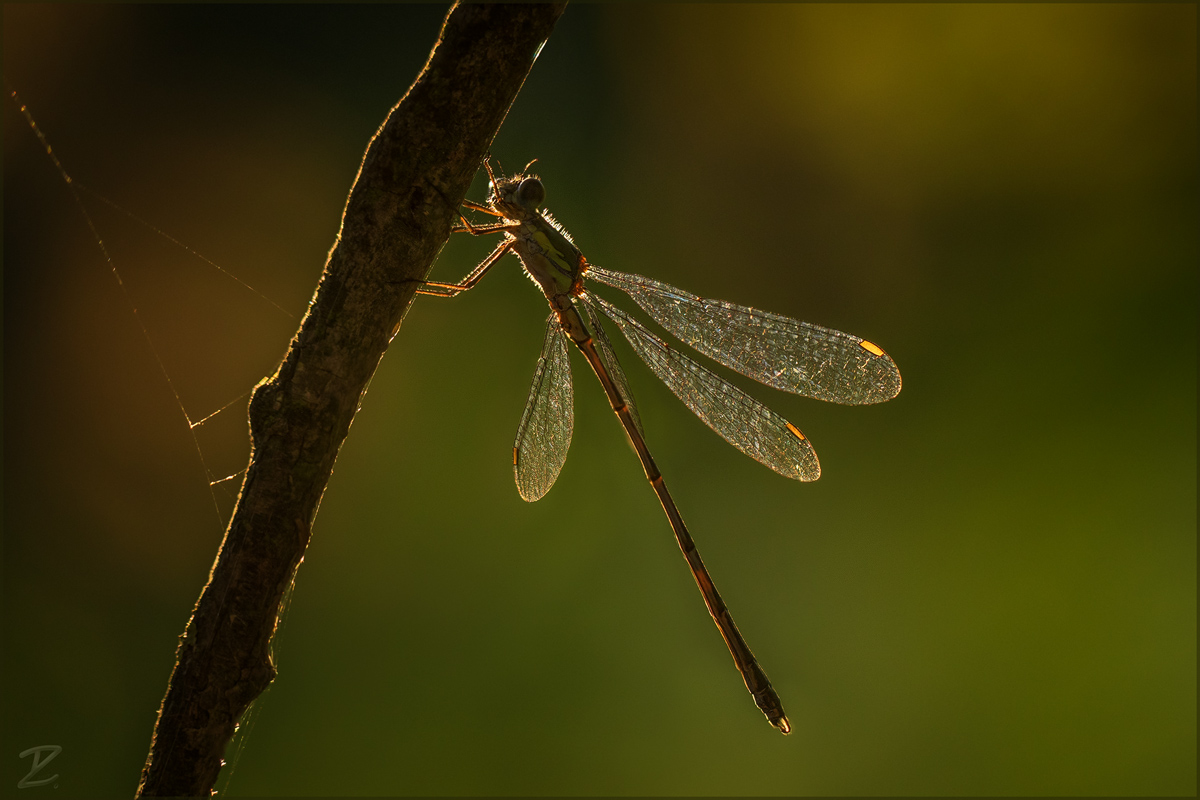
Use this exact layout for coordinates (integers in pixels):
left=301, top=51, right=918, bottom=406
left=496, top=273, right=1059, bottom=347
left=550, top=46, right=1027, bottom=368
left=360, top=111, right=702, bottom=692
left=136, top=4, right=566, bottom=795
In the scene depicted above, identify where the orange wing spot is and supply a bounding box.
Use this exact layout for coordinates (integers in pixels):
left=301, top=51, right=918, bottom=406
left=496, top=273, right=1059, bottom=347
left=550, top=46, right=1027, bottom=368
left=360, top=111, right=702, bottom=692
left=859, top=340, right=885, bottom=357
left=785, top=422, right=806, bottom=441
left=512, top=447, right=519, bottom=466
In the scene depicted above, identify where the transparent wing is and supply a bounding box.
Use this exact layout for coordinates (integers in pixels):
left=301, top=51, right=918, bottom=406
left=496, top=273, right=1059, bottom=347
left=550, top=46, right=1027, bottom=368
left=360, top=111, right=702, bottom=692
left=587, top=266, right=901, bottom=405
left=586, top=292, right=819, bottom=481
left=514, top=314, right=573, bottom=501
left=580, top=295, right=643, bottom=437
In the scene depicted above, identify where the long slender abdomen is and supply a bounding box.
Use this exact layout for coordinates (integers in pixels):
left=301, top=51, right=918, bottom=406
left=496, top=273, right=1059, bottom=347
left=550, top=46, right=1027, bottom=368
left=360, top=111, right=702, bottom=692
left=561, top=304, right=791, bottom=734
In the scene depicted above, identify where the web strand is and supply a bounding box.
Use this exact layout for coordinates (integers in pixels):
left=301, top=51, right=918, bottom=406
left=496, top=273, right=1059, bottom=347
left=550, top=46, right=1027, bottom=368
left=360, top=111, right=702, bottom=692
left=210, top=468, right=248, bottom=488
left=189, top=389, right=254, bottom=429
left=75, top=184, right=296, bottom=321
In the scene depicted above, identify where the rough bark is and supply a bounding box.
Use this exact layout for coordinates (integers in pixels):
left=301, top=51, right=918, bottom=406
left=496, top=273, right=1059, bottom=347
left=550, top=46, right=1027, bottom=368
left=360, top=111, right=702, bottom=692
left=136, top=4, right=566, bottom=796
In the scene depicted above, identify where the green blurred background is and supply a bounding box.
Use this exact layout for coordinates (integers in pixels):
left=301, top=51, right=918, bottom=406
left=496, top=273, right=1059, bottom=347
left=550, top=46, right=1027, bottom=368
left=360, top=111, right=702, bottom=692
left=3, top=4, right=1195, bottom=796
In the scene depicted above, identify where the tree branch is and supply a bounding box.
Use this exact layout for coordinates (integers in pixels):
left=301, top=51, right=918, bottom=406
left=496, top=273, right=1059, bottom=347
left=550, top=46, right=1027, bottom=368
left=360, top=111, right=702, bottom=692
left=136, top=4, right=566, bottom=796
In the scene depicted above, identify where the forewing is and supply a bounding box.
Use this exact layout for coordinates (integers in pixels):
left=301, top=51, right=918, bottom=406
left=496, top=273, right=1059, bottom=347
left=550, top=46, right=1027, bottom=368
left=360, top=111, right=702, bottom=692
left=579, top=295, right=643, bottom=437
left=587, top=292, right=819, bottom=481
left=587, top=266, right=901, bottom=405
left=514, top=314, right=574, bottom=501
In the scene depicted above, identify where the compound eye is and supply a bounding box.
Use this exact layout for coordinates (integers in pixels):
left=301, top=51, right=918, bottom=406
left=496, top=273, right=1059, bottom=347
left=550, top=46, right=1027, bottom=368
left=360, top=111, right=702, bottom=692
left=515, top=177, right=545, bottom=209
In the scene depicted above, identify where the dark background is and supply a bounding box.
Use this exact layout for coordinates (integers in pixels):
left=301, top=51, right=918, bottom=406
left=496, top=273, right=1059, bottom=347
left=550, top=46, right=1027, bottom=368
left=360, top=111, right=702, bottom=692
left=3, top=4, right=1195, bottom=796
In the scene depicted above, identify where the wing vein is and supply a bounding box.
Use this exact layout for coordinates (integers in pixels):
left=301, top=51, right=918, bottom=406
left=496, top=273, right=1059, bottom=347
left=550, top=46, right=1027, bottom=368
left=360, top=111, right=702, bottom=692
left=586, top=292, right=819, bottom=481
left=513, top=313, right=574, bottom=501
left=588, top=266, right=901, bottom=405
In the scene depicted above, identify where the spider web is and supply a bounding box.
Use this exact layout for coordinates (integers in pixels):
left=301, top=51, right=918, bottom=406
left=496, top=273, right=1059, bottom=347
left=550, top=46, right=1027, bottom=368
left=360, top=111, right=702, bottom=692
left=6, top=88, right=309, bottom=795
left=8, top=87, right=302, bottom=526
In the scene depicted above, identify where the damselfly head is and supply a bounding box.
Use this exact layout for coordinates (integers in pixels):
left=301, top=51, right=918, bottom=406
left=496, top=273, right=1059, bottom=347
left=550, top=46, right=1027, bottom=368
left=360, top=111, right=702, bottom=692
left=491, top=173, right=545, bottom=218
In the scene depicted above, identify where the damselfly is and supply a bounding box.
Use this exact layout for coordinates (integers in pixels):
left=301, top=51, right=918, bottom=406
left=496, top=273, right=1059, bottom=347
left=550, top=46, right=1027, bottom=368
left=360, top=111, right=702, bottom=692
left=417, top=157, right=902, bottom=734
